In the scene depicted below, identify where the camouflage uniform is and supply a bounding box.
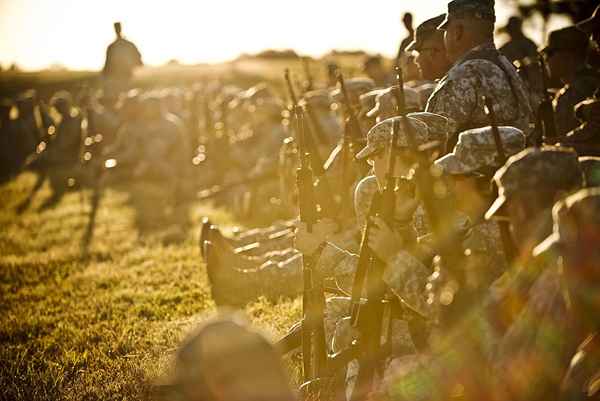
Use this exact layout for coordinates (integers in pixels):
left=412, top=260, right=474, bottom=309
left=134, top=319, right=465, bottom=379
left=428, top=1, right=532, bottom=141
left=483, top=148, right=585, bottom=401
left=426, top=42, right=532, bottom=137
left=375, top=124, right=531, bottom=401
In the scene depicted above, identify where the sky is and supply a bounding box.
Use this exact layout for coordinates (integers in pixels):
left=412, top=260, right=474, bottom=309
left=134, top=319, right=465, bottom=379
left=0, top=0, right=570, bottom=71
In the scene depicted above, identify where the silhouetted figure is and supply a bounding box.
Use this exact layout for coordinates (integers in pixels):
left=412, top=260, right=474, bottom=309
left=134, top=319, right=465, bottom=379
left=499, top=16, right=539, bottom=63
left=397, top=12, right=415, bottom=59
left=103, top=22, right=142, bottom=97
left=362, top=55, right=392, bottom=87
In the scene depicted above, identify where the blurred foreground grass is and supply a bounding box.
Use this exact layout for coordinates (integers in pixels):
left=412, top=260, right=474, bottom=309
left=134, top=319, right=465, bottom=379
left=0, top=173, right=301, bottom=401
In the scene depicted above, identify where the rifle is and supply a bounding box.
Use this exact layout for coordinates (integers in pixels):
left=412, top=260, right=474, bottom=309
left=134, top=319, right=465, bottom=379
left=348, top=116, right=402, bottom=401
left=302, top=57, right=314, bottom=93
left=336, top=72, right=365, bottom=212
left=395, top=68, right=466, bottom=327
left=294, top=105, right=328, bottom=398
left=483, top=97, right=519, bottom=265
left=537, top=55, right=557, bottom=142
left=284, top=69, right=336, bottom=218
left=196, top=169, right=278, bottom=200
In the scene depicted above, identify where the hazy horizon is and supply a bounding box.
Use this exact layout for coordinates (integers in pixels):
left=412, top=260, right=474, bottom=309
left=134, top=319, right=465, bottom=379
left=0, top=0, right=572, bottom=71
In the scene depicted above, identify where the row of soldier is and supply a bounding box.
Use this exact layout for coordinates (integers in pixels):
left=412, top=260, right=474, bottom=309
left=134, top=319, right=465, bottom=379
left=195, top=1, right=600, bottom=401
left=3, top=1, right=600, bottom=400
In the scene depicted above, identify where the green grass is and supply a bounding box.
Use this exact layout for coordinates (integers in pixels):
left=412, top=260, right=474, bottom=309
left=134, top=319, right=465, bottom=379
left=0, top=173, right=301, bottom=401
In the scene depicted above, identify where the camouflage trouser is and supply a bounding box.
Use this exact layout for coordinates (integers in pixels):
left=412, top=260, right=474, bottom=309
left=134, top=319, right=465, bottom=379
left=323, top=296, right=419, bottom=400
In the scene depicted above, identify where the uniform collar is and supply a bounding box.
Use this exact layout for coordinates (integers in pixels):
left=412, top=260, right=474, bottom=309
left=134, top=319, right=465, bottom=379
left=453, top=40, right=497, bottom=67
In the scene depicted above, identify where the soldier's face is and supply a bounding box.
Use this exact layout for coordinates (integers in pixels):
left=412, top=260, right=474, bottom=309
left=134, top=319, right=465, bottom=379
left=416, top=36, right=449, bottom=81
left=443, top=20, right=463, bottom=63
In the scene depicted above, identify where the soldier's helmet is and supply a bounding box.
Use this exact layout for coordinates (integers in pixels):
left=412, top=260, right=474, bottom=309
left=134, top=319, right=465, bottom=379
left=434, top=126, right=526, bottom=176
left=533, top=187, right=600, bottom=256
left=485, top=146, right=584, bottom=219
left=157, top=314, right=296, bottom=401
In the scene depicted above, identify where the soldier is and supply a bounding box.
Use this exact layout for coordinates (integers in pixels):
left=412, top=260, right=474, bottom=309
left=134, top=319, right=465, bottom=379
left=485, top=147, right=585, bottom=401
left=333, top=123, right=525, bottom=401
left=363, top=55, right=393, bottom=87
left=397, top=12, right=415, bottom=57
left=406, top=15, right=452, bottom=83
left=498, top=16, right=538, bottom=64
left=204, top=113, right=452, bottom=307
left=542, top=26, right=600, bottom=137
left=577, top=4, right=600, bottom=48
left=102, top=22, right=142, bottom=97
left=428, top=0, right=533, bottom=148
left=156, top=314, right=297, bottom=401
left=35, top=91, right=82, bottom=211
left=556, top=96, right=600, bottom=156
left=0, top=99, right=18, bottom=178
left=551, top=189, right=600, bottom=401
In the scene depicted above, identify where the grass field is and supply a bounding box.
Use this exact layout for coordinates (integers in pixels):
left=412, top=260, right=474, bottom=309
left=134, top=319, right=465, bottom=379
left=0, top=172, right=302, bottom=401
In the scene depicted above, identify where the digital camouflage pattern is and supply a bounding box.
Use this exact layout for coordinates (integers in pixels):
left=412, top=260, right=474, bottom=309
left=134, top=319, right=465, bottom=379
left=434, top=126, right=526, bottom=175
left=355, top=116, right=430, bottom=160
left=366, top=86, right=422, bottom=121
left=426, top=42, right=533, bottom=135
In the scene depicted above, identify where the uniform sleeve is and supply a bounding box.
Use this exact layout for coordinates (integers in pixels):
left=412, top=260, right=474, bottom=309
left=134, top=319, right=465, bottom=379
left=426, top=65, right=478, bottom=130
left=383, top=250, right=432, bottom=319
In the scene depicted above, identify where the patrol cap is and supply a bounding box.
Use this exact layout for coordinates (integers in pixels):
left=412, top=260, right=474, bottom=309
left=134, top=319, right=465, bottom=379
left=406, top=15, right=446, bottom=52
left=355, top=116, right=430, bottom=160
left=576, top=4, right=600, bottom=35
left=408, top=112, right=456, bottom=145
left=579, top=156, right=600, bottom=188
left=541, top=26, right=590, bottom=54
left=533, top=187, right=600, bottom=256
left=439, top=0, right=496, bottom=30
left=435, top=126, right=526, bottom=176
left=330, top=77, right=376, bottom=106
left=366, top=85, right=421, bottom=119
left=485, top=146, right=584, bottom=220
left=300, top=89, right=333, bottom=110
left=158, top=315, right=295, bottom=401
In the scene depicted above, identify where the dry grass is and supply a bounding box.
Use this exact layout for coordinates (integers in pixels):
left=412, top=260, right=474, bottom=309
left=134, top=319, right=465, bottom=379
left=0, top=173, right=301, bottom=401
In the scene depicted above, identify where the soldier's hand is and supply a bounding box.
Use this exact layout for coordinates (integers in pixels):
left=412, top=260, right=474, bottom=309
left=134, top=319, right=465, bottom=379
left=368, top=216, right=404, bottom=264
left=294, top=221, right=327, bottom=255
left=394, top=187, right=419, bottom=221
